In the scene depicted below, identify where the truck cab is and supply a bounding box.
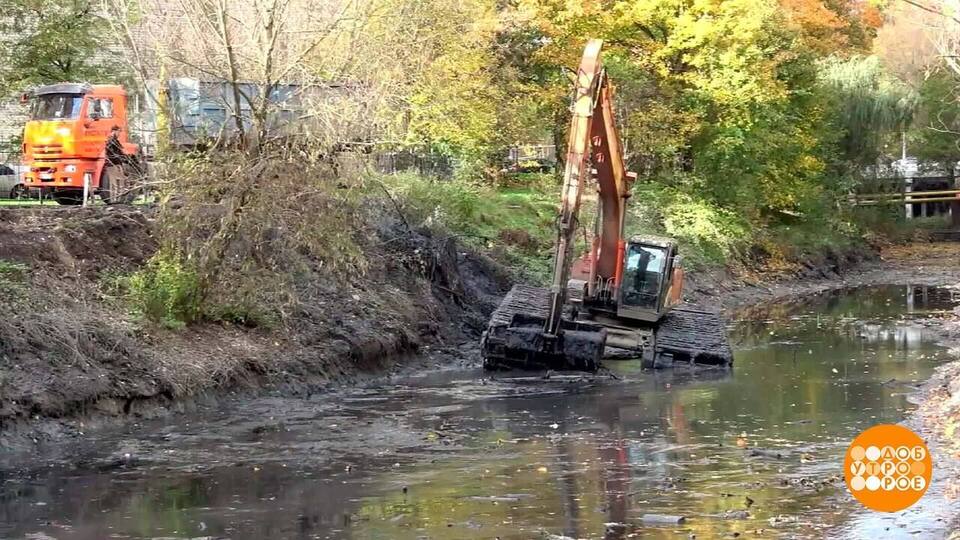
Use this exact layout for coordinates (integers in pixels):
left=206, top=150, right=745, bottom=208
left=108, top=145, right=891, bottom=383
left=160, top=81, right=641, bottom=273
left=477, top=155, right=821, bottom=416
left=22, top=83, right=140, bottom=204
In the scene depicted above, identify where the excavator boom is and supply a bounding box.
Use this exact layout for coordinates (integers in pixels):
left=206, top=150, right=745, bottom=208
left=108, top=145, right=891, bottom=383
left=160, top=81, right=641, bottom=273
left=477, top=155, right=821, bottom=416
left=547, top=39, right=633, bottom=331
left=546, top=39, right=603, bottom=335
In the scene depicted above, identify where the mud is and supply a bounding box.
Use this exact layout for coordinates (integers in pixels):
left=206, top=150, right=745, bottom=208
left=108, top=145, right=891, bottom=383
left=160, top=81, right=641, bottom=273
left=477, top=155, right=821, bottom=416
left=688, top=243, right=960, bottom=314
left=1, top=285, right=958, bottom=539
left=0, top=206, right=510, bottom=444
left=2, top=203, right=959, bottom=452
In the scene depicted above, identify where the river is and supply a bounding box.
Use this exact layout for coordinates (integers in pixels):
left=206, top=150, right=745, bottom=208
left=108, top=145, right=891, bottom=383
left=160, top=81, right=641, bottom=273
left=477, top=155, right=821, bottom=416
left=1, top=285, right=958, bottom=539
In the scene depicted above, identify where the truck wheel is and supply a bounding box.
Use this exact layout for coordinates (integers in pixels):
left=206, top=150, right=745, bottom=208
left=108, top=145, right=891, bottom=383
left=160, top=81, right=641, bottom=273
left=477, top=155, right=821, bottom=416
left=100, top=165, right=136, bottom=204
left=52, top=189, right=84, bottom=205
left=9, top=184, right=26, bottom=200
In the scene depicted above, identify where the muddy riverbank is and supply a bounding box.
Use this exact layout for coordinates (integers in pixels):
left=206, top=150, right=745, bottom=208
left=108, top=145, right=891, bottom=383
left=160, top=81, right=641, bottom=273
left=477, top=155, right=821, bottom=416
left=3, top=284, right=960, bottom=539
left=0, top=206, right=511, bottom=444
left=911, top=300, right=960, bottom=525
left=691, top=243, right=960, bottom=314
left=2, top=204, right=960, bottom=448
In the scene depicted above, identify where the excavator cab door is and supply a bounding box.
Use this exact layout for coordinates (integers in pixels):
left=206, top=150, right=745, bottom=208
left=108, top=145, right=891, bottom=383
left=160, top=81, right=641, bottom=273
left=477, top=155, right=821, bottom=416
left=617, top=242, right=672, bottom=323
left=665, top=256, right=684, bottom=309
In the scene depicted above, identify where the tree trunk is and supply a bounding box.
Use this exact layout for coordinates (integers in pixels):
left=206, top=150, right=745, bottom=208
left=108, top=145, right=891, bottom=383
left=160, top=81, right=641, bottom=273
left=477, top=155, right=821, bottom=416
left=217, top=0, right=246, bottom=145
left=952, top=165, right=960, bottom=229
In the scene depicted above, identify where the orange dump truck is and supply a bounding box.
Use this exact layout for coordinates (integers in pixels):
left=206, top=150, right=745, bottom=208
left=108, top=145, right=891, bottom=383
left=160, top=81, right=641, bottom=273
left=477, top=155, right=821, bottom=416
left=22, top=83, right=145, bottom=205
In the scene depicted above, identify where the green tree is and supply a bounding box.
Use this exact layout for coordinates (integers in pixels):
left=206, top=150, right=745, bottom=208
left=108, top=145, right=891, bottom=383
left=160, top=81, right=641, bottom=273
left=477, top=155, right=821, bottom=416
left=819, top=55, right=917, bottom=166
left=511, top=0, right=838, bottom=215
left=0, top=0, right=122, bottom=96
left=909, top=67, right=960, bottom=170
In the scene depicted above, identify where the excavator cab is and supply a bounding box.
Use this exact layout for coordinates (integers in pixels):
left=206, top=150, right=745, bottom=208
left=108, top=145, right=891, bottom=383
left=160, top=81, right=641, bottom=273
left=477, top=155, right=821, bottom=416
left=617, top=236, right=684, bottom=323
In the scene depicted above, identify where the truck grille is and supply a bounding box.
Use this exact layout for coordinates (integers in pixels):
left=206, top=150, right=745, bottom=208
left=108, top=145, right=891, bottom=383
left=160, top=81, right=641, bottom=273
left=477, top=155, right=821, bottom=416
left=33, top=145, right=63, bottom=157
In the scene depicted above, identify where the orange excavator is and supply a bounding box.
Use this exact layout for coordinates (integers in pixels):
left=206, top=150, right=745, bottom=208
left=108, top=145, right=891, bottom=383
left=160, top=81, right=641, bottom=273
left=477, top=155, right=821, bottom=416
left=481, top=39, right=732, bottom=371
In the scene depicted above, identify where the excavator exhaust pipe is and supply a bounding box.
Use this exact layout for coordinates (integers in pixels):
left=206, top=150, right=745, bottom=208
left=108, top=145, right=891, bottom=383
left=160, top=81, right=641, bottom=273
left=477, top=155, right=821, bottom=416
left=481, top=313, right=607, bottom=372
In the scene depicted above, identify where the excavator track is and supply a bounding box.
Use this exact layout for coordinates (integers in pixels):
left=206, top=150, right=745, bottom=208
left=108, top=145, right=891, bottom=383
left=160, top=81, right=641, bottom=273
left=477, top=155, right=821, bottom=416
left=652, top=306, right=732, bottom=368
left=487, top=284, right=551, bottom=327
left=482, top=284, right=605, bottom=371
left=482, top=284, right=732, bottom=369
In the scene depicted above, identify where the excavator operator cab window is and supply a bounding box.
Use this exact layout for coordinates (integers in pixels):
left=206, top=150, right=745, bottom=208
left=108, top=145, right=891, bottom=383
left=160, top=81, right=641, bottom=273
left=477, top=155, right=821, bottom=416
left=621, top=244, right=666, bottom=310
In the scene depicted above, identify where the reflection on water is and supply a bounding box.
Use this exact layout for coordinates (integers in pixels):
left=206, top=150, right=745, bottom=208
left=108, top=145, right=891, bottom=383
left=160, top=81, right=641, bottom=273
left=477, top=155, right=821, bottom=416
left=0, top=286, right=958, bottom=539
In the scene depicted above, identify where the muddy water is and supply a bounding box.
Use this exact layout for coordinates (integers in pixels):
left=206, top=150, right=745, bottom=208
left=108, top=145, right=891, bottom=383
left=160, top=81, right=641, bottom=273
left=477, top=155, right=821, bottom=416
left=2, top=285, right=959, bottom=540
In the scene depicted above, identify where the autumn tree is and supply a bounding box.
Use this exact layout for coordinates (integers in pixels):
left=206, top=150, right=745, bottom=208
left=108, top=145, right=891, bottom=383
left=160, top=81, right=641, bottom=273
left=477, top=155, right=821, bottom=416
left=508, top=0, right=843, bottom=214
left=780, top=0, right=881, bottom=55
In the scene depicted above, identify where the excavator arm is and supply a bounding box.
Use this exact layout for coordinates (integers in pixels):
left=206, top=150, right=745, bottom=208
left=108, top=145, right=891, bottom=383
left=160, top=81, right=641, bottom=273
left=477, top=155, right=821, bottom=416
left=547, top=39, right=634, bottom=334
left=480, top=39, right=628, bottom=371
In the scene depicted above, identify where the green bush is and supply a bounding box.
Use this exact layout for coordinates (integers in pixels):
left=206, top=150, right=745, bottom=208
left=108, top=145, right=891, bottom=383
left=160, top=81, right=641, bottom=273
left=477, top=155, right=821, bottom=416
left=205, top=302, right=276, bottom=328
left=379, top=172, right=559, bottom=282
left=127, top=249, right=202, bottom=328
left=629, top=184, right=751, bottom=269
left=0, top=259, right=27, bottom=279
left=662, top=197, right=749, bottom=265
left=0, top=259, right=28, bottom=298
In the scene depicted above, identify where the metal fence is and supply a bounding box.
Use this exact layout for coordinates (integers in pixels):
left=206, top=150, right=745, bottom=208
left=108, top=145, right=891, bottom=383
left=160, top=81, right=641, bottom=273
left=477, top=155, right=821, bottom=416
left=849, top=174, right=959, bottom=223
left=375, top=151, right=454, bottom=178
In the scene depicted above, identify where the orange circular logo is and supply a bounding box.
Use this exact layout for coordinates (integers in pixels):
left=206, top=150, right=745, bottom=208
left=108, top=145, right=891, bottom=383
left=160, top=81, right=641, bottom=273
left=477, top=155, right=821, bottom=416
left=844, top=424, right=932, bottom=512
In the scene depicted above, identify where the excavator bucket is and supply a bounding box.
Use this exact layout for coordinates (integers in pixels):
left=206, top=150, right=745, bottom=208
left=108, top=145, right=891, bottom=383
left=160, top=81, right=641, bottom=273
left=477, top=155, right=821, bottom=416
left=481, top=285, right=606, bottom=371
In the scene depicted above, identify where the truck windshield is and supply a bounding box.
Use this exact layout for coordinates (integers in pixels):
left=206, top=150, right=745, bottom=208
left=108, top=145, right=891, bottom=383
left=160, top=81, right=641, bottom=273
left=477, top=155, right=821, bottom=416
left=31, top=94, right=83, bottom=120
left=621, top=244, right=666, bottom=309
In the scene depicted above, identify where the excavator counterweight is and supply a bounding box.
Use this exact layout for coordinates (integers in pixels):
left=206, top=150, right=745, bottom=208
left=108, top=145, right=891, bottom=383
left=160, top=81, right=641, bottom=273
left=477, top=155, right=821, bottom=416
left=480, top=39, right=733, bottom=372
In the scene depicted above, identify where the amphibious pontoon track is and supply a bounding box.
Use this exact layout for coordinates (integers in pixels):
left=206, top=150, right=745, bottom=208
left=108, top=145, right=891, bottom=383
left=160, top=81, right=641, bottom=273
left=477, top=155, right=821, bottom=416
left=483, top=284, right=733, bottom=368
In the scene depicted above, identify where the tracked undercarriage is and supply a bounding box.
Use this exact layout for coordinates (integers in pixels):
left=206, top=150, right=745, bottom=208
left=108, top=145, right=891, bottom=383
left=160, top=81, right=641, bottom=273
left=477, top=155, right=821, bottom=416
left=481, top=284, right=733, bottom=370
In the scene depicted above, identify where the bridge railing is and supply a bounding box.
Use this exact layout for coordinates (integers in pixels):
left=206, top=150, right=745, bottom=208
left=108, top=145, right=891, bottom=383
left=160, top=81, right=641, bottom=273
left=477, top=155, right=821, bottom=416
left=849, top=189, right=960, bottom=206
left=847, top=175, right=960, bottom=227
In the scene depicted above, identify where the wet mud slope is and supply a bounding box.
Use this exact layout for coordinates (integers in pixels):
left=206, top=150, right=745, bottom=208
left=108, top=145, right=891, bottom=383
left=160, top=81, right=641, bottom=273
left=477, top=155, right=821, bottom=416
left=0, top=207, right=511, bottom=440
left=689, top=243, right=960, bottom=314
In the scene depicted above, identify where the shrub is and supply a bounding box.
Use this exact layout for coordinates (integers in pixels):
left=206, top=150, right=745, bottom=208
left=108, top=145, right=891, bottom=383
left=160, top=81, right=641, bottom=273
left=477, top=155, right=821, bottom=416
left=629, top=184, right=751, bottom=268
left=127, top=249, right=202, bottom=328
left=0, top=259, right=28, bottom=298
left=379, top=172, right=559, bottom=282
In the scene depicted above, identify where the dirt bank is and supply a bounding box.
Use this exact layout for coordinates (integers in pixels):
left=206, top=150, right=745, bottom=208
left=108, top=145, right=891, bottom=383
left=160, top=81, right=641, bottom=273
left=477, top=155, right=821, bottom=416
left=3, top=204, right=959, bottom=446
left=0, top=206, right=511, bottom=444
left=911, top=296, right=960, bottom=513
left=689, top=243, right=960, bottom=314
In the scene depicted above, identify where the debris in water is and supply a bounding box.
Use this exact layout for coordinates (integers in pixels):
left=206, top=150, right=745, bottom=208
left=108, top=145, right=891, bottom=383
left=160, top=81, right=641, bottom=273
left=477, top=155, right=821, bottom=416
left=768, top=514, right=799, bottom=527
left=605, top=523, right=626, bottom=535
left=642, top=514, right=687, bottom=525
left=717, top=510, right=751, bottom=520
left=539, top=531, right=580, bottom=540
left=748, top=448, right=785, bottom=459
left=469, top=495, right=523, bottom=503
